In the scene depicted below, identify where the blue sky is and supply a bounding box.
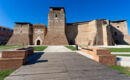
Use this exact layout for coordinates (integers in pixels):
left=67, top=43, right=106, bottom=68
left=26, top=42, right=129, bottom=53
left=0, top=0, right=130, bottom=34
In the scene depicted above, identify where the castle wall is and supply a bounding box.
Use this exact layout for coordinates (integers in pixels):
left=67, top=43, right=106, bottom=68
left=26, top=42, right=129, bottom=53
left=75, top=20, right=97, bottom=45
left=106, top=25, right=114, bottom=45
left=65, top=24, right=78, bottom=45
left=0, top=26, right=13, bottom=45
left=7, top=23, right=33, bottom=45
left=33, top=24, right=47, bottom=45
left=95, top=20, right=113, bottom=45
left=95, top=20, right=104, bottom=45
left=6, top=7, right=130, bottom=46
left=110, top=20, right=130, bottom=44
left=65, top=20, right=114, bottom=46
left=111, top=20, right=128, bottom=35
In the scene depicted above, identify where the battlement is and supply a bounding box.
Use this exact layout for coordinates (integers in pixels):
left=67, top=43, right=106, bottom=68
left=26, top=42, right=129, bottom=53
left=49, top=7, right=65, bottom=12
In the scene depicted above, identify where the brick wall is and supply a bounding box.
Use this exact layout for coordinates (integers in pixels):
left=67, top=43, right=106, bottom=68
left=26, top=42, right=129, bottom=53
left=33, top=24, right=47, bottom=45
left=43, top=7, right=68, bottom=45
left=7, top=23, right=33, bottom=45
left=81, top=47, right=117, bottom=66
left=0, top=47, right=34, bottom=70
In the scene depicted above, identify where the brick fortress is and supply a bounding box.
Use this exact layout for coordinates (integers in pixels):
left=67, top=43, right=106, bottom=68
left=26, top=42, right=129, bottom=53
left=7, top=7, right=130, bottom=46
left=0, top=26, right=13, bottom=45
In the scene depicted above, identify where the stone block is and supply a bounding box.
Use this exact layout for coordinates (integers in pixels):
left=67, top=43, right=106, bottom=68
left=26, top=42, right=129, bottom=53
left=17, top=47, right=34, bottom=55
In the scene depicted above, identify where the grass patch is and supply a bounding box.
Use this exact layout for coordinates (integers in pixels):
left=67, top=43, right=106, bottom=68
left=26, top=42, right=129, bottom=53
left=113, top=54, right=130, bottom=56
left=34, top=46, right=47, bottom=51
left=0, top=70, right=15, bottom=80
left=65, top=46, right=76, bottom=51
left=0, top=46, right=26, bottom=50
left=108, top=48, right=130, bottom=52
left=110, top=66, right=130, bottom=76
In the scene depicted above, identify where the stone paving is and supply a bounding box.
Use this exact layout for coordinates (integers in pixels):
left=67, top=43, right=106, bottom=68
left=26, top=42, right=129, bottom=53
left=44, top=46, right=72, bottom=52
left=5, top=51, right=130, bottom=80
left=0, top=52, right=1, bottom=58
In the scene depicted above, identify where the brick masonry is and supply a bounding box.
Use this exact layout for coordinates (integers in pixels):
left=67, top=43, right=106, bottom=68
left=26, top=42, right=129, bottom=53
left=7, top=23, right=33, bottom=45
left=6, top=7, right=130, bottom=46
left=0, top=58, right=24, bottom=70
left=81, top=47, right=117, bottom=66
left=33, top=24, right=47, bottom=45
left=0, top=47, right=34, bottom=70
left=43, top=7, right=68, bottom=45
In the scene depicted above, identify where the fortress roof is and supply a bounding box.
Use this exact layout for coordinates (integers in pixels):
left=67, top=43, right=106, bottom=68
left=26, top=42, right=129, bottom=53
left=67, top=20, right=91, bottom=25
left=67, top=19, right=127, bottom=25
left=49, top=7, right=64, bottom=9
left=33, top=24, right=47, bottom=28
left=49, top=7, right=65, bottom=12
left=111, top=20, right=126, bottom=23
left=33, top=24, right=45, bottom=26
left=67, top=19, right=109, bottom=25
left=15, top=22, right=31, bottom=24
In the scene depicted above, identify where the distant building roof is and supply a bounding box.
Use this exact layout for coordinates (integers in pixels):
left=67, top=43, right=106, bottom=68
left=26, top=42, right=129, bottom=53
left=0, top=26, right=13, bottom=30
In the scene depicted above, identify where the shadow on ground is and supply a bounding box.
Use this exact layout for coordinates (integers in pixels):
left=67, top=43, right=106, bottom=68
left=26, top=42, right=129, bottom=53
left=25, top=52, right=48, bottom=65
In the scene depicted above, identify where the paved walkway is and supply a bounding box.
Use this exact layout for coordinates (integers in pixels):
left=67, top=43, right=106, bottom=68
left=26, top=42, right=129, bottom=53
left=5, top=47, right=130, bottom=80
left=111, top=52, right=130, bottom=54
left=44, top=46, right=72, bottom=52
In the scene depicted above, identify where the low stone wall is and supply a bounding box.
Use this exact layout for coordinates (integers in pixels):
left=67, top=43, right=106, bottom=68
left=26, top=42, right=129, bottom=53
left=0, top=58, right=24, bottom=70
left=2, top=50, right=28, bottom=58
left=81, top=47, right=116, bottom=66
left=16, top=47, right=34, bottom=55
left=0, top=47, right=34, bottom=70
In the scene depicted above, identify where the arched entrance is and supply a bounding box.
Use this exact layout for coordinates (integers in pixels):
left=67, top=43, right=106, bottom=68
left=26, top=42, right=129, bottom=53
left=37, top=40, right=41, bottom=45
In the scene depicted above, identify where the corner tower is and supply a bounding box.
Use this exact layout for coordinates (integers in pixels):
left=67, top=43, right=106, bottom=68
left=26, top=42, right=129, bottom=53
left=7, top=22, right=33, bottom=45
left=43, top=7, right=68, bottom=45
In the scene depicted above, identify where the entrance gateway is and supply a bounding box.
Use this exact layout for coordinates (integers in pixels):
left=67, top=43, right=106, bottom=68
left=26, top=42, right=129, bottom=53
left=36, top=40, right=40, bottom=45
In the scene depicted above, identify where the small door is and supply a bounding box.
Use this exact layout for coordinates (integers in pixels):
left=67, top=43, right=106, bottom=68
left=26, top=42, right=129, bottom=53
left=37, top=40, right=40, bottom=45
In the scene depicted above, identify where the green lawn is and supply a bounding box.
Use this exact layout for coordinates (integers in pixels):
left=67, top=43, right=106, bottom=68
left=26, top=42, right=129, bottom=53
left=113, top=54, right=130, bottom=56
left=65, top=46, right=76, bottom=51
left=34, top=46, right=48, bottom=51
left=108, top=48, right=130, bottom=52
left=0, top=46, right=26, bottom=50
left=110, top=66, right=130, bottom=76
left=0, top=70, right=15, bottom=80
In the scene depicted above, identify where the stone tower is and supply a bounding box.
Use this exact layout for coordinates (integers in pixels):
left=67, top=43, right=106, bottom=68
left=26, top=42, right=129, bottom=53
left=7, top=22, right=33, bottom=45
left=43, top=7, right=68, bottom=45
